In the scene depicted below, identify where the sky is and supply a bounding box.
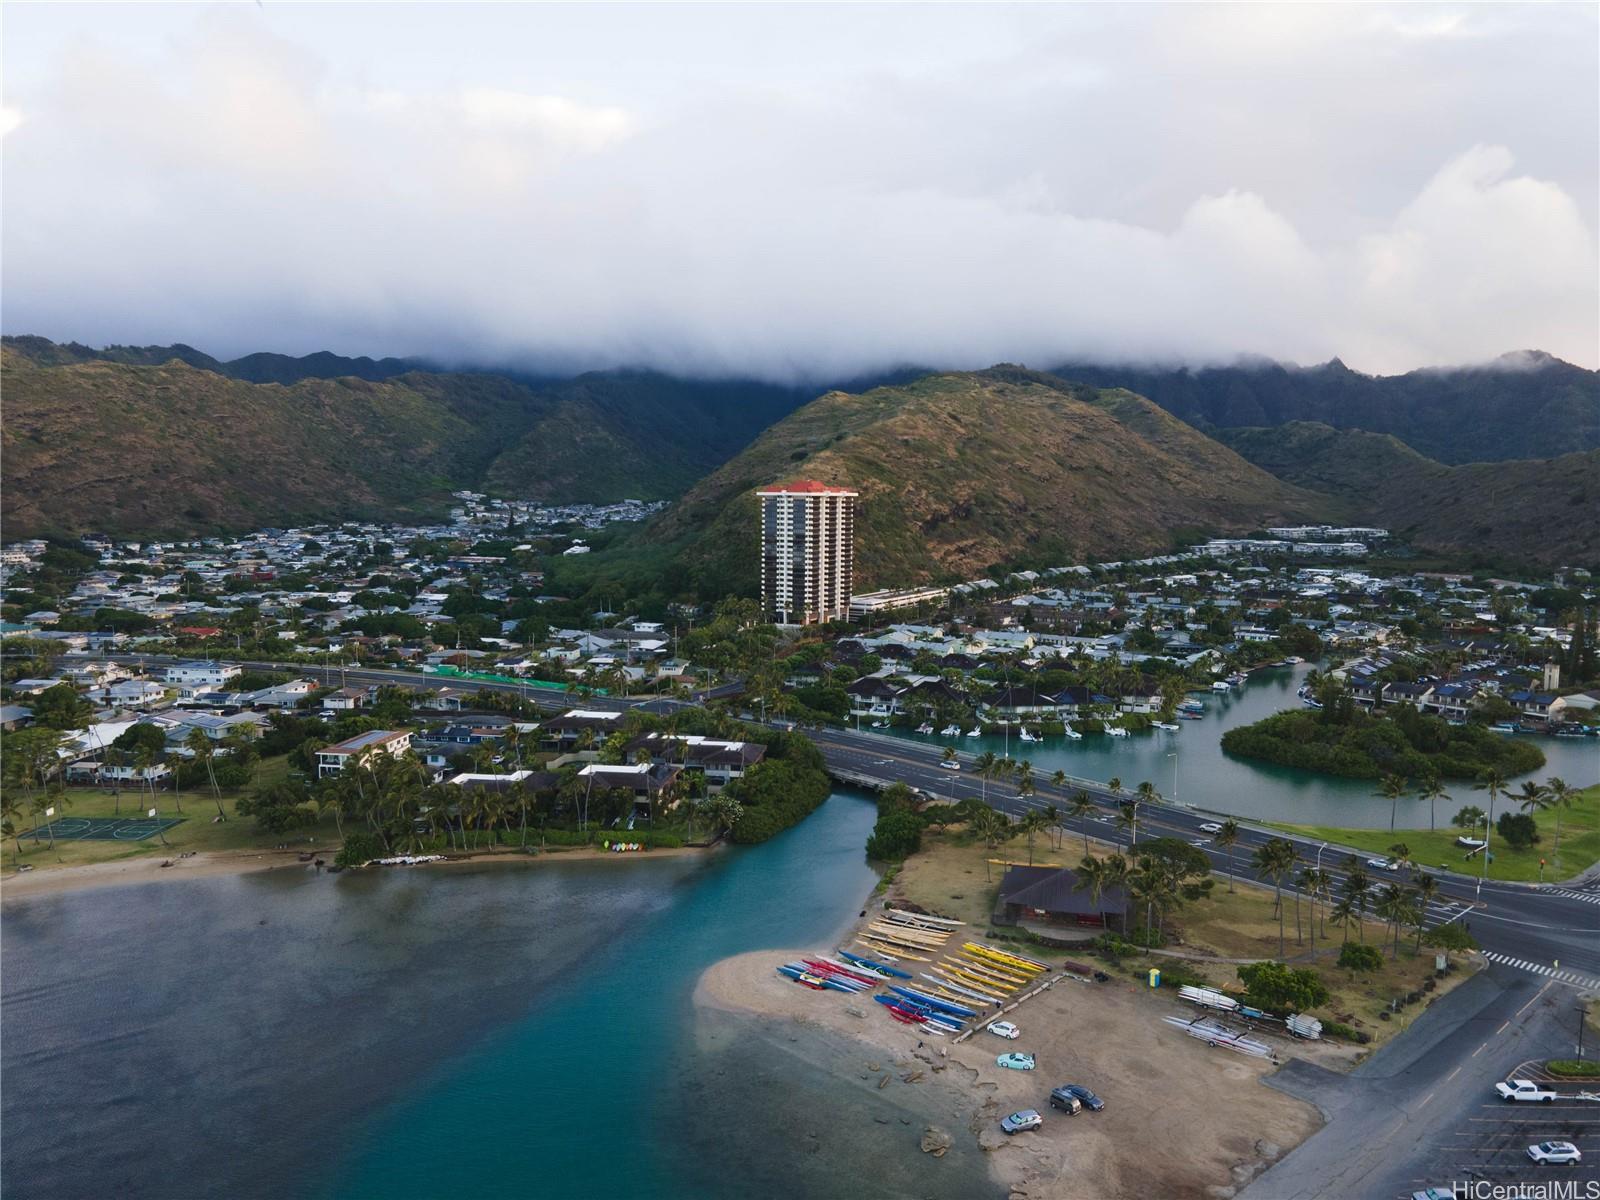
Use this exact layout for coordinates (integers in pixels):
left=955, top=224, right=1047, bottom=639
left=3, top=3, right=1597, bottom=379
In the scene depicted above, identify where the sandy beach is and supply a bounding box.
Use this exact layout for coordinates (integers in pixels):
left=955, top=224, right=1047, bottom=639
left=0, top=841, right=715, bottom=903
left=696, top=938, right=1323, bottom=1200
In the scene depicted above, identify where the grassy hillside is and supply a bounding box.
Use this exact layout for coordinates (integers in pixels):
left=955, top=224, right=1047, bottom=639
left=0, top=341, right=817, bottom=535
left=0, top=350, right=537, bottom=536
left=1219, top=422, right=1600, bottom=568
left=1055, top=352, right=1599, bottom=465
left=589, top=368, right=1329, bottom=596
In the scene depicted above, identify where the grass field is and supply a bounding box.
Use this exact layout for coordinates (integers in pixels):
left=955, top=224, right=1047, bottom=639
left=1, top=755, right=312, bottom=874
left=1265, top=783, right=1600, bottom=884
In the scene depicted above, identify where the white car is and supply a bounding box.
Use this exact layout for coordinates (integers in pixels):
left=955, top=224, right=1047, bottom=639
left=996, top=1052, right=1036, bottom=1071
left=1527, top=1141, right=1581, bottom=1165
left=1198, top=822, right=1223, bottom=834
left=1496, top=1079, right=1558, bottom=1103
left=938, top=760, right=960, bottom=771
left=1366, top=857, right=1398, bottom=871
left=986, top=1020, right=1020, bottom=1039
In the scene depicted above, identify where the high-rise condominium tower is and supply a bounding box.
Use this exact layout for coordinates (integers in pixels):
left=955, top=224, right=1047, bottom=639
left=756, top=480, right=857, bottom=625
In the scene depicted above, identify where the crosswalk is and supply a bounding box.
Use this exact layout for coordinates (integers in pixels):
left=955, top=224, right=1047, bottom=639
left=1482, top=949, right=1600, bottom=991
left=1549, top=888, right=1600, bottom=906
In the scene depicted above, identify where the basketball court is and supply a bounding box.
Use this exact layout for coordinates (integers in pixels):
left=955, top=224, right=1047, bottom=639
left=21, top=816, right=185, bottom=842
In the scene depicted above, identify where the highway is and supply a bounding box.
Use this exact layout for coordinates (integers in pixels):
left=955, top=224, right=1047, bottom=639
left=97, top=653, right=1600, bottom=988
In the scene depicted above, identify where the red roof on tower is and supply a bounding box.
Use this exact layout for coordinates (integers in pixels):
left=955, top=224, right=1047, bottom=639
left=756, top=479, right=857, bottom=495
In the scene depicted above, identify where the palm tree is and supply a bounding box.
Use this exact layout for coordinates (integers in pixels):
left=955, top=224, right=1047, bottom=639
left=1115, top=800, right=1140, bottom=848
left=1067, top=790, right=1096, bottom=857
left=1215, top=819, right=1241, bottom=892
left=1375, top=773, right=1408, bottom=834
left=1411, top=873, right=1441, bottom=950
left=1021, top=809, right=1050, bottom=865
left=1416, top=772, right=1448, bottom=832
left=1051, top=769, right=1066, bottom=792
left=1295, top=865, right=1318, bottom=949
left=975, top=751, right=999, bottom=807
left=1, top=792, right=22, bottom=864
left=1074, top=855, right=1109, bottom=923
left=1375, top=884, right=1413, bottom=958
left=941, top=746, right=956, bottom=768
left=1016, top=760, right=1034, bottom=799
left=1544, top=778, right=1575, bottom=871
left=1042, top=803, right=1062, bottom=851
left=186, top=728, right=226, bottom=820
left=1310, top=867, right=1335, bottom=940
left=1101, top=853, right=1131, bottom=935
left=1252, top=838, right=1298, bottom=959
left=1329, top=894, right=1358, bottom=944
left=1474, top=768, right=1507, bottom=884
left=1106, top=777, right=1124, bottom=814
left=1388, top=843, right=1413, bottom=877
left=1514, top=780, right=1550, bottom=821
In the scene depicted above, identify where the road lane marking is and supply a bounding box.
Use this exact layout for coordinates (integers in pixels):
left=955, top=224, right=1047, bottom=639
left=1472, top=1041, right=1489, bottom=1057
left=1444, top=1066, right=1462, bottom=1084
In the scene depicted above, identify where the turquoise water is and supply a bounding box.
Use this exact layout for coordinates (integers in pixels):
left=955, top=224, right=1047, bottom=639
left=882, top=664, right=1599, bottom=828
left=319, top=792, right=992, bottom=1199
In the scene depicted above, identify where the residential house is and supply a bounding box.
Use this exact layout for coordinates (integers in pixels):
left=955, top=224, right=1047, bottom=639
left=316, top=729, right=414, bottom=778
left=160, top=661, right=242, bottom=688
left=577, top=761, right=683, bottom=820
left=631, top=733, right=766, bottom=791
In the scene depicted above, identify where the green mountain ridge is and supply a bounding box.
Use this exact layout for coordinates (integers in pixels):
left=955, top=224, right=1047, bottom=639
left=1218, top=422, right=1599, bottom=568
left=598, top=368, right=1332, bottom=596
left=0, top=340, right=818, bottom=536
left=1054, top=353, right=1599, bottom=465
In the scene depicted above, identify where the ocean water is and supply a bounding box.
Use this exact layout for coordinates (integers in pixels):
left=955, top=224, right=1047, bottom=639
left=2, top=794, right=1002, bottom=1200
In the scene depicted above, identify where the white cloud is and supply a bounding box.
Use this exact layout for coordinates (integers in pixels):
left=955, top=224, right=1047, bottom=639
left=0, top=6, right=1594, bottom=376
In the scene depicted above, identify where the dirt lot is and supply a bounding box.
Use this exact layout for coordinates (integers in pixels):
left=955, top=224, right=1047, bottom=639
left=699, top=945, right=1322, bottom=1199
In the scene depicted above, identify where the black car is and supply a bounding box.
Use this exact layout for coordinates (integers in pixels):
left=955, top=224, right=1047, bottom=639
left=1052, top=1084, right=1104, bottom=1112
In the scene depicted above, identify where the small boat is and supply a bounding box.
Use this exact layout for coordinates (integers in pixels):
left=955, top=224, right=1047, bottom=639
left=916, top=722, right=935, bottom=735
left=1063, top=726, right=1082, bottom=740
left=966, top=728, right=980, bottom=738
left=1211, top=681, right=1231, bottom=692
left=840, top=949, right=912, bottom=978
left=1301, top=698, right=1323, bottom=709
left=1019, top=729, right=1039, bottom=742
left=1179, top=712, right=1203, bottom=720
left=1285, top=656, right=1304, bottom=664
left=1106, top=726, right=1128, bottom=738
left=940, top=724, right=961, bottom=736
left=871, top=720, right=887, bottom=729
left=1489, top=721, right=1518, bottom=734
left=1153, top=721, right=1180, bottom=732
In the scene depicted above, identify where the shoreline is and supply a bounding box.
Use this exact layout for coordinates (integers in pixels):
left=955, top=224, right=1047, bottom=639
left=0, top=840, right=718, bottom=903
left=694, top=928, right=1322, bottom=1199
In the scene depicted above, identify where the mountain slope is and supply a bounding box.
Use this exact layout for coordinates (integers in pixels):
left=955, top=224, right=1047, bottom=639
left=630, top=368, right=1329, bottom=595
left=1218, top=422, right=1599, bottom=567
left=1053, top=353, right=1599, bottom=465
left=0, top=351, right=538, bottom=536
left=0, top=339, right=819, bottom=536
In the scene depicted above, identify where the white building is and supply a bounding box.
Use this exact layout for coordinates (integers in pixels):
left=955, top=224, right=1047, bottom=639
left=315, top=729, right=413, bottom=778
left=848, top=585, right=949, bottom=621
left=757, top=480, right=857, bottom=625
left=160, top=661, right=242, bottom=688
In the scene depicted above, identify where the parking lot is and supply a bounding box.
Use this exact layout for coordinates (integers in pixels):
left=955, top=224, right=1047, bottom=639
left=1403, top=1058, right=1600, bottom=1195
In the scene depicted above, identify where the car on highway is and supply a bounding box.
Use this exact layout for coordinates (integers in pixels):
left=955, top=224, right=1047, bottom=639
left=1198, top=822, right=1223, bottom=834
left=1495, top=1079, right=1557, bottom=1102
left=938, top=760, right=960, bottom=770
left=1411, top=1189, right=1455, bottom=1200
left=1051, top=1083, right=1104, bottom=1111
left=1366, top=857, right=1398, bottom=871
left=986, top=1020, right=1020, bottom=1039
left=996, top=1052, right=1036, bottom=1071
left=1527, top=1141, right=1582, bottom=1165
left=1000, top=1109, right=1043, bottom=1135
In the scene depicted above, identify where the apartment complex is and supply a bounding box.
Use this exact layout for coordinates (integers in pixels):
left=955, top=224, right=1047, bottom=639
left=756, top=480, right=858, bottom=625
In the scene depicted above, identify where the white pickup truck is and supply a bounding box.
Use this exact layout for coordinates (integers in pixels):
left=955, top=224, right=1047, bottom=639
left=1495, top=1079, right=1557, bottom=1103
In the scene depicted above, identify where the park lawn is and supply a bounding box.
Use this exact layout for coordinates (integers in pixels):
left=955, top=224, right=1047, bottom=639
left=887, top=824, right=1078, bottom=928
left=0, top=755, right=330, bottom=875
left=1263, top=783, right=1600, bottom=885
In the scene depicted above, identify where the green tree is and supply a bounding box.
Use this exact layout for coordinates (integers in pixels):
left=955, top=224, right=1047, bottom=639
left=1375, top=773, right=1409, bottom=834
left=1251, top=837, right=1299, bottom=959
left=1215, top=819, right=1241, bottom=892
left=1544, top=778, right=1576, bottom=870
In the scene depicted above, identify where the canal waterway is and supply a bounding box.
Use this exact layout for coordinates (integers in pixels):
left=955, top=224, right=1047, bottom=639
left=877, top=663, right=1599, bottom=829
left=1, top=794, right=1001, bottom=1200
